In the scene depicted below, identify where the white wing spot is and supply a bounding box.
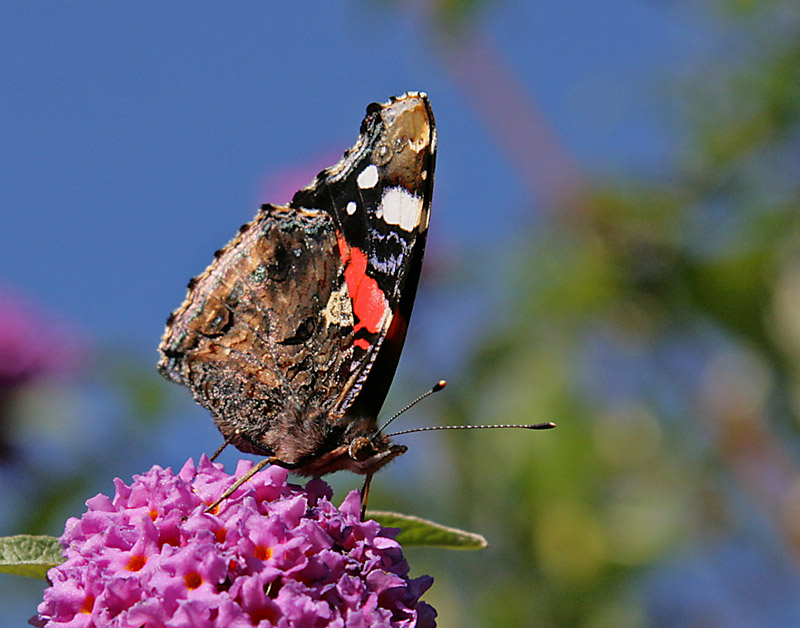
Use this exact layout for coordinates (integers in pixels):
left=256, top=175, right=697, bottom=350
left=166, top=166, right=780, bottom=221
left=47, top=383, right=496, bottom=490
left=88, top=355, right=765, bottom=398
left=346, top=201, right=357, bottom=215
left=357, top=164, right=379, bottom=189
left=380, top=187, right=424, bottom=232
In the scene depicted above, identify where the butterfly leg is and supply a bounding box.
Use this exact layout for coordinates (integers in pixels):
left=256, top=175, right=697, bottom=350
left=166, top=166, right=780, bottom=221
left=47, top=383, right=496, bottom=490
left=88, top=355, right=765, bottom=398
left=209, top=430, right=240, bottom=462
left=205, top=457, right=276, bottom=512
left=360, top=473, right=374, bottom=521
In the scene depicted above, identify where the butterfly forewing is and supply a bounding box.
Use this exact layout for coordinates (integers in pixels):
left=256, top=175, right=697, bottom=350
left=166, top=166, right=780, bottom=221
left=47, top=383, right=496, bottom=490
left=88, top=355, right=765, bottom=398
left=291, top=93, right=436, bottom=419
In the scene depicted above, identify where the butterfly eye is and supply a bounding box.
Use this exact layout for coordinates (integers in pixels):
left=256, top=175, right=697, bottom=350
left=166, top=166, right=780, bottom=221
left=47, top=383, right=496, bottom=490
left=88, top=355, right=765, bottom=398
left=348, top=437, right=375, bottom=462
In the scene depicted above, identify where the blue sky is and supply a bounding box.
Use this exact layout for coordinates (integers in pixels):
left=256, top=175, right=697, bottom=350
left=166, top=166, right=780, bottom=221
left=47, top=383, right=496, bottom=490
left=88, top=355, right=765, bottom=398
left=1, top=2, right=699, bottom=350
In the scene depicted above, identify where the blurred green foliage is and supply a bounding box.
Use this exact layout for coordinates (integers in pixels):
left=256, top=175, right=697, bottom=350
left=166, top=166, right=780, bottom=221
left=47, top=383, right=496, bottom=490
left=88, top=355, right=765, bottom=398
left=392, top=1, right=800, bottom=627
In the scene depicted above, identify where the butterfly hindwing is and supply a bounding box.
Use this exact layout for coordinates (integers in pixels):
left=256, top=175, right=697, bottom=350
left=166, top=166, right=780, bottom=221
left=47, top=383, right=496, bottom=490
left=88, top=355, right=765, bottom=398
left=158, top=205, right=358, bottom=462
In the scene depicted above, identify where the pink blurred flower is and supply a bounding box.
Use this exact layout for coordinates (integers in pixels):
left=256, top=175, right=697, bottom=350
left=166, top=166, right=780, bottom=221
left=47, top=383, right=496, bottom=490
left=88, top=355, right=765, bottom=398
left=0, top=285, right=84, bottom=390
left=257, top=151, right=343, bottom=206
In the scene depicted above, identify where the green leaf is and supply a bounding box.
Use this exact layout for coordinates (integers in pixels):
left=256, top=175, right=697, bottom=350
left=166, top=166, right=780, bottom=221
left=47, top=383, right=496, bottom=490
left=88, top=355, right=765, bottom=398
left=367, top=510, right=488, bottom=550
left=0, top=535, right=64, bottom=579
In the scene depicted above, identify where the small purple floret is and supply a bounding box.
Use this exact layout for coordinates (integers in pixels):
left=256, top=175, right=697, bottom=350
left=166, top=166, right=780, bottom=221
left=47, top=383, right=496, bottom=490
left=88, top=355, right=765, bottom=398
left=33, top=457, right=436, bottom=628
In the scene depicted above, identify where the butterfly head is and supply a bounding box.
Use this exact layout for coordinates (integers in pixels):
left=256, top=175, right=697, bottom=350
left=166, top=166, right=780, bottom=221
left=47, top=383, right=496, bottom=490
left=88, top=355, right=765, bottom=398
left=293, top=427, right=407, bottom=477
left=347, top=434, right=408, bottom=473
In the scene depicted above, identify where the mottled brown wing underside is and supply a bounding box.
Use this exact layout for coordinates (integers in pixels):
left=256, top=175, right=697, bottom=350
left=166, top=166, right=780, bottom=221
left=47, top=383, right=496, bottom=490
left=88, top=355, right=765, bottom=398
left=158, top=205, right=359, bottom=463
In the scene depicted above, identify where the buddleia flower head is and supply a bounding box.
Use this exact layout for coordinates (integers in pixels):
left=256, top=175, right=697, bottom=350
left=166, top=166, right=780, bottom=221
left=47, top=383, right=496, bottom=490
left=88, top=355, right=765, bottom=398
left=33, top=456, right=436, bottom=628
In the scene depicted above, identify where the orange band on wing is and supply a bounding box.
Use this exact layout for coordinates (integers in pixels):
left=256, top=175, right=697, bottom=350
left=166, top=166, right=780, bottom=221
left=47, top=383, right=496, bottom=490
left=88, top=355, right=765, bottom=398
left=337, top=233, right=390, bottom=342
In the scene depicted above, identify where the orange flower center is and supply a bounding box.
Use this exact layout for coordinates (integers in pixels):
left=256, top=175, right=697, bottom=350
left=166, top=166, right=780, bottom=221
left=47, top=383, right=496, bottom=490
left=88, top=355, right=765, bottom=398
left=254, top=545, right=272, bottom=561
left=126, top=554, right=147, bottom=571
left=80, top=594, right=95, bottom=614
left=184, top=571, right=203, bottom=590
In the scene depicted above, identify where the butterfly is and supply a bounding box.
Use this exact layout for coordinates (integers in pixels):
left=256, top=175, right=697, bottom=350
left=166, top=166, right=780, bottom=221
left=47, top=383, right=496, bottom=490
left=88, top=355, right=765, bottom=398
left=158, top=92, right=436, bottom=480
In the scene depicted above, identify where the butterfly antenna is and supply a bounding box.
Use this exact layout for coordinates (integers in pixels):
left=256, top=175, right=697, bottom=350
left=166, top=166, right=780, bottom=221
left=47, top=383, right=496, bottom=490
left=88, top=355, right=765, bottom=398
left=377, top=379, right=447, bottom=435
left=386, top=422, right=556, bottom=437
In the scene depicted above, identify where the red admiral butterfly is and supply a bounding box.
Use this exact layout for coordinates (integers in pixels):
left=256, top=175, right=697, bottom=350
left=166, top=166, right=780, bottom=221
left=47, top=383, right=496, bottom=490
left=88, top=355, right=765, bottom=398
left=158, top=92, right=436, bottom=479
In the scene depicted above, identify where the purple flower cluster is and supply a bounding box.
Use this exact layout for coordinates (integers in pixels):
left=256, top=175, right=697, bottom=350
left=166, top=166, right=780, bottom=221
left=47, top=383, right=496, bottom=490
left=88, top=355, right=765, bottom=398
left=34, top=457, right=436, bottom=628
